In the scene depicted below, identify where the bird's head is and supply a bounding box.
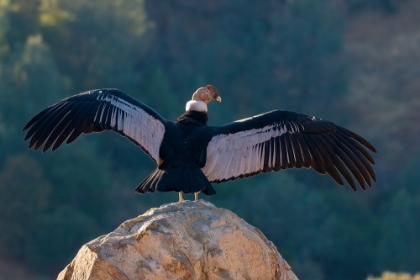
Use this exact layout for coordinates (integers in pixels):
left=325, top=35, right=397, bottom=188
left=186, top=85, right=221, bottom=112
left=192, top=85, right=222, bottom=104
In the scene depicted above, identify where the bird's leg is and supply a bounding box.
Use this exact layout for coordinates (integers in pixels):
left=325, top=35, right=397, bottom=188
left=194, top=192, right=199, bottom=201
left=179, top=192, right=184, bottom=202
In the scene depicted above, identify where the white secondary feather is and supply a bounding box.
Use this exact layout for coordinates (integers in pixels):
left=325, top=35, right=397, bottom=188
left=202, top=122, right=299, bottom=181
left=94, top=94, right=165, bottom=164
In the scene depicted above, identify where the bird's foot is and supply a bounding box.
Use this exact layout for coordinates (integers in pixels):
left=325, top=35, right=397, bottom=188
left=179, top=192, right=185, bottom=202
left=194, top=192, right=199, bottom=201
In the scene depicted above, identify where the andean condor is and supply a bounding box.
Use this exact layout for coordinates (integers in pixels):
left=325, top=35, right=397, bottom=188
left=23, top=85, right=376, bottom=201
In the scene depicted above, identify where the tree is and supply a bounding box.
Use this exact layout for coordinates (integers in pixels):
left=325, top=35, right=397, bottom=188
left=215, top=171, right=377, bottom=280
left=0, top=0, right=10, bottom=59
left=268, top=0, right=347, bottom=119
left=0, top=154, right=51, bottom=261
left=143, top=0, right=347, bottom=122
left=375, top=154, right=420, bottom=273
left=40, top=0, right=150, bottom=91
left=0, top=34, right=66, bottom=156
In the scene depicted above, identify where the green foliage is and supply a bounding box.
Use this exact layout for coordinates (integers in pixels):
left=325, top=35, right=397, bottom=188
left=142, top=0, right=347, bottom=126
left=39, top=139, right=113, bottom=219
left=0, top=0, right=10, bottom=59
left=3, top=0, right=42, bottom=47
left=40, top=0, right=149, bottom=91
left=346, top=0, right=403, bottom=14
left=375, top=154, right=420, bottom=273
left=0, top=34, right=65, bottom=158
left=367, top=271, right=420, bottom=280
left=0, top=34, right=64, bottom=118
left=26, top=206, right=101, bottom=272
left=0, top=0, right=417, bottom=279
left=218, top=173, right=377, bottom=280
left=0, top=154, right=51, bottom=260
left=270, top=0, right=347, bottom=117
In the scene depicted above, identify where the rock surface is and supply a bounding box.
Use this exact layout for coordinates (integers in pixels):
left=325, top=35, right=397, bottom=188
left=58, top=200, right=298, bottom=280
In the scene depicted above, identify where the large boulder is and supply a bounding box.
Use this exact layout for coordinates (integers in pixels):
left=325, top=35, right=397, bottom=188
left=58, top=200, right=298, bottom=280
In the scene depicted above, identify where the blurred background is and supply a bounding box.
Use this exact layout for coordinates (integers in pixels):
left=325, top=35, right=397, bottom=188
left=0, top=0, right=419, bottom=279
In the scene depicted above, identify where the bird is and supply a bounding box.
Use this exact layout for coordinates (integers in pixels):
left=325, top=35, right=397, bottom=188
left=23, top=85, right=376, bottom=202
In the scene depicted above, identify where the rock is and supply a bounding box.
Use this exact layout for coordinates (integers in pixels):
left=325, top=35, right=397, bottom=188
left=58, top=200, right=298, bottom=280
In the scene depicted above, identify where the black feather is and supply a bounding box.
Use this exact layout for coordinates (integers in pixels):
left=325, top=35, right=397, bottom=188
left=284, top=133, right=296, bottom=168
left=279, top=135, right=289, bottom=169
left=333, top=133, right=373, bottom=186
left=51, top=121, right=74, bottom=151
left=66, top=102, right=97, bottom=144
left=24, top=89, right=376, bottom=198
left=25, top=103, right=69, bottom=143
left=289, top=134, right=304, bottom=168
left=303, top=136, right=326, bottom=174
left=294, top=133, right=312, bottom=168
left=102, top=104, right=113, bottom=130
left=330, top=152, right=356, bottom=190
left=262, top=141, right=271, bottom=173
left=273, top=137, right=281, bottom=171
left=337, top=130, right=375, bottom=164
left=331, top=138, right=366, bottom=190
left=323, top=135, right=363, bottom=190
left=23, top=102, right=64, bottom=132
left=316, top=134, right=345, bottom=186
left=34, top=102, right=88, bottom=150
left=337, top=126, right=376, bottom=153
left=33, top=103, right=81, bottom=152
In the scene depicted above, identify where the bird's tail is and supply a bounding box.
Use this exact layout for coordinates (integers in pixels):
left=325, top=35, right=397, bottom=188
left=135, top=167, right=216, bottom=196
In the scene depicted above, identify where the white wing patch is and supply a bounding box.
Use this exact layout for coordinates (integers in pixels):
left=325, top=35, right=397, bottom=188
left=202, top=122, right=299, bottom=181
left=95, top=94, right=165, bottom=163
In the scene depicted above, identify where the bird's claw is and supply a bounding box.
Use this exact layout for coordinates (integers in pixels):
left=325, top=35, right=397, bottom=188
left=179, top=192, right=184, bottom=202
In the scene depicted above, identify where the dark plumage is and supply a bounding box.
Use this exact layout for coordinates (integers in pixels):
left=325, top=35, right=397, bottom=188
left=23, top=85, right=377, bottom=201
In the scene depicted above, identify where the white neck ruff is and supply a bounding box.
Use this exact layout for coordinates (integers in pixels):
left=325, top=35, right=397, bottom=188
left=186, top=100, right=208, bottom=112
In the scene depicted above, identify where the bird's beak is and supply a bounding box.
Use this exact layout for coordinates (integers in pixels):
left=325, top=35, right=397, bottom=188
left=216, top=96, right=222, bottom=102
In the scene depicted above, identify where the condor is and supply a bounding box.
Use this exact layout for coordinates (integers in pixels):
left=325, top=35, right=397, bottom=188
left=23, top=85, right=376, bottom=201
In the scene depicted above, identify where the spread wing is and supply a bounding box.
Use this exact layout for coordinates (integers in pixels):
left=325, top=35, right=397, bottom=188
left=23, top=88, right=167, bottom=164
left=202, top=110, right=377, bottom=191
